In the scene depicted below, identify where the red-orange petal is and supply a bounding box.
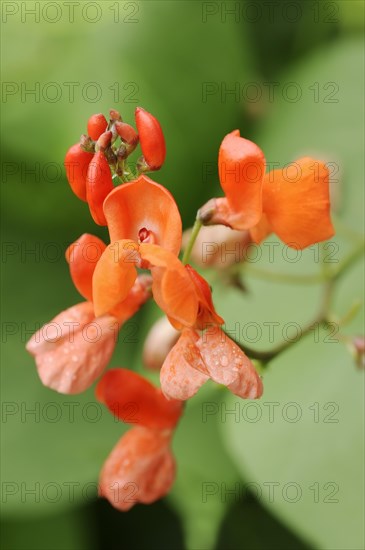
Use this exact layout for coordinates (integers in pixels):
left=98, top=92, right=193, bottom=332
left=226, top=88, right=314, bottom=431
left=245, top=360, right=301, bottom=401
left=197, top=326, right=263, bottom=399
left=64, top=143, right=93, bottom=202
left=65, top=234, right=106, bottom=301
left=103, top=175, right=182, bottom=255
left=139, top=243, right=199, bottom=327
left=92, top=240, right=138, bottom=317
left=218, top=130, right=265, bottom=228
left=262, top=158, right=334, bottom=249
left=160, top=330, right=209, bottom=401
left=96, top=369, right=182, bottom=429
left=99, top=426, right=175, bottom=511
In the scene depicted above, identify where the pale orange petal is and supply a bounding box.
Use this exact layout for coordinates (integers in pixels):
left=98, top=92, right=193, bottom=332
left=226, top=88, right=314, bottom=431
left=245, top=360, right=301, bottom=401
left=26, top=302, right=118, bottom=394
left=197, top=326, right=263, bottom=398
left=160, top=330, right=209, bottom=401
left=103, top=175, right=182, bottom=255
left=99, top=426, right=175, bottom=511
left=92, top=240, right=138, bottom=317
left=262, top=158, right=334, bottom=249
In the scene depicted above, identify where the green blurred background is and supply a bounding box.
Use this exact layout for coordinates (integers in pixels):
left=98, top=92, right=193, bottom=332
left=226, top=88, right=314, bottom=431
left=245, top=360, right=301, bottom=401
left=1, top=1, right=364, bottom=549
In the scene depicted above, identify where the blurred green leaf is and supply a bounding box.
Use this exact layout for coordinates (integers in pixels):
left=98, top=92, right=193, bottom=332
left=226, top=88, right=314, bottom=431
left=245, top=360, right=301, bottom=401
left=1, top=506, right=94, bottom=550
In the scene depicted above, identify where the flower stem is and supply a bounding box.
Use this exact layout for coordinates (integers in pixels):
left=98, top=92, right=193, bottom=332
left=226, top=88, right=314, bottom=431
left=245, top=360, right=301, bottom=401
left=182, top=219, right=203, bottom=265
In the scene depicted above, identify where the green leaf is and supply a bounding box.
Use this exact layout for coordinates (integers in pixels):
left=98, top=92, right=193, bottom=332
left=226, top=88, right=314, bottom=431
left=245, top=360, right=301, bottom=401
left=219, top=37, right=365, bottom=550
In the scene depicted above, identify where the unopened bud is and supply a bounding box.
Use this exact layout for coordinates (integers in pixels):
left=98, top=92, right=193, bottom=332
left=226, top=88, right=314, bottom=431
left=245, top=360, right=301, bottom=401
left=116, top=143, right=128, bottom=160
left=143, top=317, right=180, bottom=370
left=80, top=134, right=95, bottom=153
left=110, top=109, right=122, bottom=121
left=115, top=121, right=139, bottom=147
left=97, top=131, right=113, bottom=151
left=87, top=113, right=108, bottom=141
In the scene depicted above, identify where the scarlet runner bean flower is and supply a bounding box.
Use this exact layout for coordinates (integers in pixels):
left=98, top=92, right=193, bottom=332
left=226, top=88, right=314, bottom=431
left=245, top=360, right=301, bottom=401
left=159, top=265, right=263, bottom=401
left=199, top=130, right=334, bottom=250
left=28, top=107, right=268, bottom=515
left=96, top=369, right=182, bottom=510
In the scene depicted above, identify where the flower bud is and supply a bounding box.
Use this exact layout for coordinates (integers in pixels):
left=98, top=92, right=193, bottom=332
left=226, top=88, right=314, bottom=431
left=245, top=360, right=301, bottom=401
left=143, top=316, right=180, bottom=370
left=109, top=109, right=122, bottom=122
left=115, top=121, right=139, bottom=148
left=79, top=134, right=95, bottom=153
left=64, top=143, right=93, bottom=202
left=86, top=150, right=114, bottom=225
left=135, top=107, right=166, bottom=170
left=96, top=130, right=112, bottom=150
left=87, top=113, right=108, bottom=141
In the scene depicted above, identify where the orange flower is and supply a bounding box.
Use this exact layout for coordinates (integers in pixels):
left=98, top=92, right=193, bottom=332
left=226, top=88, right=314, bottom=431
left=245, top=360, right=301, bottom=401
left=156, top=265, right=263, bottom=401
left=92, top=175, right=202, bottom=328
left=96, top=369, right=182, bottom=510
left=201, top=130, right=334, bottom=249
left=26, top=235, right=151, bottom=394
left=160, top=326, right=263, bottom=401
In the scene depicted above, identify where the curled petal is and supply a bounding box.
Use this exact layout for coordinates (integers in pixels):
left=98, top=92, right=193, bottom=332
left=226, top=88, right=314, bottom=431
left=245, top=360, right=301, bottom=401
left=65, top=234, right=106, bottom=301
left=139, top=243, right=199, bottom=328
left=262, top=158, right=334, bottom=249
left=92, top=240, right=138, bottom=317
left=185, top=265, right=224, bottom=329
left=99, top=426, right=175, bottom=511
left=160, top=330, right=209, bottom=401
left=96, top=369, right=182, bottom=429
left=197, top=326, right=263, bottom=399
left=26, top=302, right=118, bottom=394
left=103, top=175, right=182, bottom=255
left=218, top=130, right=265, bottom=228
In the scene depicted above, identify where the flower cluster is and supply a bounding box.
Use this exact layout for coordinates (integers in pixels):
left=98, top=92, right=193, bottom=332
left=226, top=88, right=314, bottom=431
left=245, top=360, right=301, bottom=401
left=27, top=107, right=334, bottom=510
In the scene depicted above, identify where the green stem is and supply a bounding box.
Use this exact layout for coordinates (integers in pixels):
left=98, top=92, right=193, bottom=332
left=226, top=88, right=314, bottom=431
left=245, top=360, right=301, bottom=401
left=228, top=280, right=334, bottom=365
left=239, top=265, right=327, bottom=285
left=182, top=219, right=203, bottom=265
